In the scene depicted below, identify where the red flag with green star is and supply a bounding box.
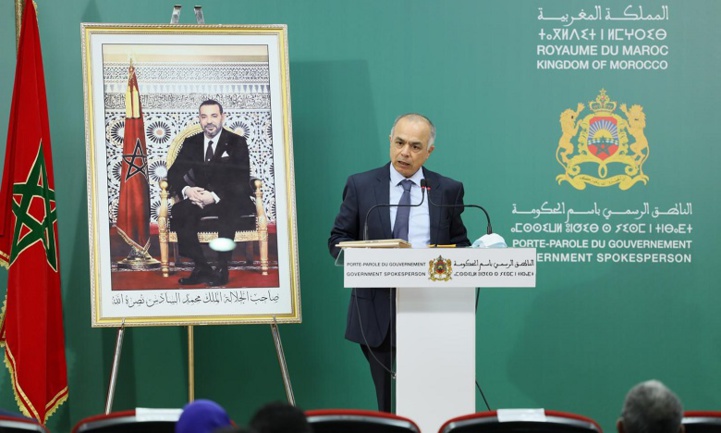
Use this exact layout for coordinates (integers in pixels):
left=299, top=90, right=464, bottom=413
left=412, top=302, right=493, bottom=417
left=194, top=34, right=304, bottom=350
left=0, top=0, right=68, bottom=424
left=115, top=64, right=151, bottom=253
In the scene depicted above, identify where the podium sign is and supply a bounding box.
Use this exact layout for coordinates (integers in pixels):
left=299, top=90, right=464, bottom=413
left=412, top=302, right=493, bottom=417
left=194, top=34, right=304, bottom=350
left=343, top=247, right=536, bottom=288
left=341, top=247, right=536, bottom=433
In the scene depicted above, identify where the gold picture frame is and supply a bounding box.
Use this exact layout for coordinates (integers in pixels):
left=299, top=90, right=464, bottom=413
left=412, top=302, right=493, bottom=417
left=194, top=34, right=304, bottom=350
left=81, top=23, right=299, bottom=327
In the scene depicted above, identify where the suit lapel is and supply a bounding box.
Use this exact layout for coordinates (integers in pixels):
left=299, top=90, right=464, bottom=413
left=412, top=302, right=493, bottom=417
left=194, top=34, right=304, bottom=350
left=190, top=133, right=204, bottom=159
left=210, top=130, right=226, bottom=161
left=372, top=165, right=392, bottom=239
left=424, top=168, right=443, bottom=244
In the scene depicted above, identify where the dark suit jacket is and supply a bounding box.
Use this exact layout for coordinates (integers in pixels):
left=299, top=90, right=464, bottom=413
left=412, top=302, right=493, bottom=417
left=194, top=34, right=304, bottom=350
left=167, top=129, right=255, bottom=231
left=328, top=163, right=470, bottom=347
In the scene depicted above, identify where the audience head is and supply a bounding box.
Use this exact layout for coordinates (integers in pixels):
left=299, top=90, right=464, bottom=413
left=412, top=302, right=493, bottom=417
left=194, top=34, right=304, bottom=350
left=617, top=379, right=684, bottom=433
left=249, top=401, right=312, bottom=433
left=213, top=427, right=250, bottom=433
left=176, top=399, right=233, bottom=433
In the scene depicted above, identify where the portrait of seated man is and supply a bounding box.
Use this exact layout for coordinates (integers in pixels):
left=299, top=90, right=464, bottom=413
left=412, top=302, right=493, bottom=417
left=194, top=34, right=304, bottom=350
left=167, top=99, right=256, bottom=287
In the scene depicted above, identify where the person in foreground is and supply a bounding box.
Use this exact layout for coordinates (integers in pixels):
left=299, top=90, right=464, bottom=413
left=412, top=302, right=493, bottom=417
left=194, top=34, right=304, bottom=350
left=175, top=399, right=233, bottom=433
left=168, top=99, right=255, bottom=287
left=249, top=401, right=312, bottom=433
left=617, top=379, right=685, bottom=433
left=328, top=113, right=470, bottom=412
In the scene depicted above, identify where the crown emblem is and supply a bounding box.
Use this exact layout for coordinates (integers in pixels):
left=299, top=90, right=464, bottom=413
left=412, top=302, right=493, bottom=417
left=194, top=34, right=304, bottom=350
left=555, top=89, right=649, bottom=190
left=428, top=255, right=452, bottom=282
left=588, top=89, right=617, bottom=113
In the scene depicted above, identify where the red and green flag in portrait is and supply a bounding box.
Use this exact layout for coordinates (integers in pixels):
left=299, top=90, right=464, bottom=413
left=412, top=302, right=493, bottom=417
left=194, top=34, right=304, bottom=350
left=116, top=64, right=151, bottom=253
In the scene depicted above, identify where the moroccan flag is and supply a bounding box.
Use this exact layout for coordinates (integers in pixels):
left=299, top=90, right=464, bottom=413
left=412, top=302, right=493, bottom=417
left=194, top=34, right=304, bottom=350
left=115, top=64, right=151, bottom=253
left=0, top=0, right=68, bottom=424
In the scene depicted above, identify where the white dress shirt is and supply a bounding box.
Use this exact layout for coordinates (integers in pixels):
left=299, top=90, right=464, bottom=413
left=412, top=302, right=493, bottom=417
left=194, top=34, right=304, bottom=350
left=182, top=131, right=222, bottom=203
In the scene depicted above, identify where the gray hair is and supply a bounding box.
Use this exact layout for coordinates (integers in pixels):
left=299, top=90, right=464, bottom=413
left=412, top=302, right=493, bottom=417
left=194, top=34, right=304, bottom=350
left=620, top=380, right=683, bottom=433
left=390, top=113, right=436, bottom=147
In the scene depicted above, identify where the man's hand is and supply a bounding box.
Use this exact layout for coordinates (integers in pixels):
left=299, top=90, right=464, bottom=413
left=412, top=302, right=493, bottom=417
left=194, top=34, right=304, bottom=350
left=197, top=190, right=216, bottom=207
left=186, top=186, right=213, bottom=208
left=186, top=186, right=204, bottom=203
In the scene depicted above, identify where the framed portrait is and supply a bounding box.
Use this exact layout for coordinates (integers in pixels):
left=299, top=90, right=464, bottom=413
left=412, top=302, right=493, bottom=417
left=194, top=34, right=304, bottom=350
left=81, top=24, right=299, bottom=327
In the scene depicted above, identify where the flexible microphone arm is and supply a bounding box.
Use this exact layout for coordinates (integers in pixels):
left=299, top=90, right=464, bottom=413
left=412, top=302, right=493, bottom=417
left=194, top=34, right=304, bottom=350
left=355, top=180, right=428, bottom=382
left=362, top=180, right=427, bottom=240
left=423, top=182, right=493, bottom=235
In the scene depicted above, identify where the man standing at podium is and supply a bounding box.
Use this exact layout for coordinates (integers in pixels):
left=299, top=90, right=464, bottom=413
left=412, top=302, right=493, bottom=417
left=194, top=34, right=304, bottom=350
left=328, top=113, right=470, bottom=412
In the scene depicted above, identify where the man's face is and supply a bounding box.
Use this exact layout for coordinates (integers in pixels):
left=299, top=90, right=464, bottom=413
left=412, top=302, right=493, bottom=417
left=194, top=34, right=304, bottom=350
left=389, top=117, right=434, bottom=178
left=199, top=104, right=225, bottom=138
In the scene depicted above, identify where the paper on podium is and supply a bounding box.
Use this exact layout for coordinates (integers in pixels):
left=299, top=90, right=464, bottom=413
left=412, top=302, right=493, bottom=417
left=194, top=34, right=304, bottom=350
left=335, top=239, right=412, bottom=267
left=336, top=239, right=412, bottom=249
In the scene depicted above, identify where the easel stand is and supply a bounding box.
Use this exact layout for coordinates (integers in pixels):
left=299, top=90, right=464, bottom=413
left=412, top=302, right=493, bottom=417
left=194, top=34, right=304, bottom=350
left=105, top=320, right=125, bottom=414
left=103, top=5, right=295, bottom=412
left=271, top=318, right=295, bottom=405
left=170, top=4, right=205, bottom=24
left=105, top=321, right=295, bottom=412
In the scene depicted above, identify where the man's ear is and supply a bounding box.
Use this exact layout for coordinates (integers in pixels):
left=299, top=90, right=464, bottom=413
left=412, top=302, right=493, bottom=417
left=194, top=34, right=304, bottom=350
left=617, top=419, right=625, bottom=433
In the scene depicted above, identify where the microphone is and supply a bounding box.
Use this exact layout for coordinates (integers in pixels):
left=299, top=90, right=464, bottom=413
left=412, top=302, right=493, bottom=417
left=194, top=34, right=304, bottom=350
left=362, top=179, right=427, bottom=241
left=422, top=182, right=507, bottom=248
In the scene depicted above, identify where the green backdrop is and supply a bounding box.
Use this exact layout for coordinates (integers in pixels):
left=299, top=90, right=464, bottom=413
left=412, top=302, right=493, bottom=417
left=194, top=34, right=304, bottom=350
left=1, top=1, right=719, bottom=432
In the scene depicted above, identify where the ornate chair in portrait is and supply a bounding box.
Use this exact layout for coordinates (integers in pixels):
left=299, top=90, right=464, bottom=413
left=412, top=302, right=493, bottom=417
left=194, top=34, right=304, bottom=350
left=157, top=124, right=269, bottom=277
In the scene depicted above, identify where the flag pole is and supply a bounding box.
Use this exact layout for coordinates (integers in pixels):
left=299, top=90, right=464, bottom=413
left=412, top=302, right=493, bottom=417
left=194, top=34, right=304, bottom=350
left=14, top=0, right=24, bottom=50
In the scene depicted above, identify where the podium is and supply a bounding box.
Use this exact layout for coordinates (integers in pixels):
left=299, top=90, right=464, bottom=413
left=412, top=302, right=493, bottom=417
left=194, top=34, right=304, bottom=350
left=341, top=247, right=536, bottom=433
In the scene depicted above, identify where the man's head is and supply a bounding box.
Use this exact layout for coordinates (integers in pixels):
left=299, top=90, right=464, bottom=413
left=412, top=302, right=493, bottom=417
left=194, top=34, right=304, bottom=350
left=617, top=380, right=684, bottom=433
left=199, top=99, right=225, bottom=139
left=389, top=113, right=435, bottom=178
left=249, top=401, right=311, bottom=433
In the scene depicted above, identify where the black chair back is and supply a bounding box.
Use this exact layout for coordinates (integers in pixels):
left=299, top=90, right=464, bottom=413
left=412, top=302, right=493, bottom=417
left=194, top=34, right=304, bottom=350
left=439, top=410, right=602, bottom=433
left=72, top=409, right=181, bottom=433
left=0, top=413, right=48, bottom=433
left=306, top=409, right=420, bottom=433
left=683, top=411, right=721, bottom=433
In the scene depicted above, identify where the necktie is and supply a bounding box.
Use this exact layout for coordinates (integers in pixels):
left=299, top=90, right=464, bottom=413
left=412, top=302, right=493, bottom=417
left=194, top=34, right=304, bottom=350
left=205, top=140, right=214, bottom=162
left=393, top=179, right=414, bottom=241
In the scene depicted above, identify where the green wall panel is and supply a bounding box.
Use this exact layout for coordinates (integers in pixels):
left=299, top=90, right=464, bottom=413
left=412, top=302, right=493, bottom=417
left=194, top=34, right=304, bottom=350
left=0, top=1, right=718, bottom=432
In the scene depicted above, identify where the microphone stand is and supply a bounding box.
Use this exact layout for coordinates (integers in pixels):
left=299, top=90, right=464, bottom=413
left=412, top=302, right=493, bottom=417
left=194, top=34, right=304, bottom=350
left=354, top=179, right=428, bottom=397
left=423, top=183, right=493, bottom=235
left=362, top=181, right=427, bottom=241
